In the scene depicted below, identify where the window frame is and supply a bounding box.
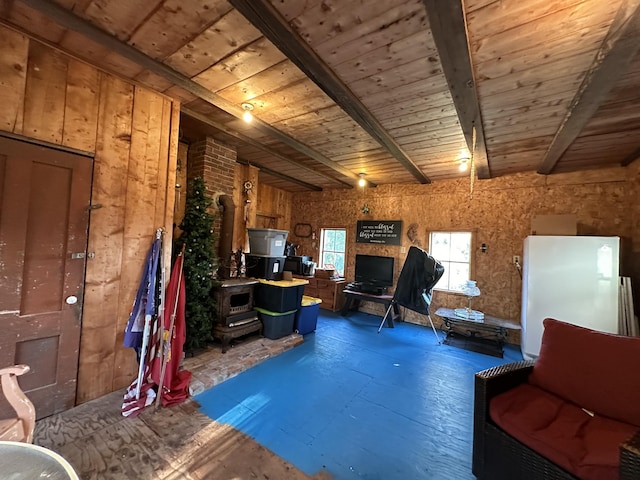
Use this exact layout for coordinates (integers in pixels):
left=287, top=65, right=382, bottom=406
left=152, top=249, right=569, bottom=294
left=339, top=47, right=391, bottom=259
left=318, top=227, right=347, bottom=277
left=427, top=230, right=475, bottom=294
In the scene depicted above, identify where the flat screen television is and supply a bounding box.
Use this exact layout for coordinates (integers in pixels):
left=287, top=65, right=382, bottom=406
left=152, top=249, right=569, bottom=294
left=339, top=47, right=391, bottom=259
left=355, top=254, right=395, bottom=288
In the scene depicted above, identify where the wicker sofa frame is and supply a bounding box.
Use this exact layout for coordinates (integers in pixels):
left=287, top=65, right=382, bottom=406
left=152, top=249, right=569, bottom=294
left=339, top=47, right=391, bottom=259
left=472, top=361, right=640, bottom=480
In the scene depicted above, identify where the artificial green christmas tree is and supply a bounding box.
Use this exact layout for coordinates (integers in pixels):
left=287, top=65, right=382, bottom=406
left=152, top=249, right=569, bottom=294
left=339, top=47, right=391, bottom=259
left=175, top=177, right=217, bottom=352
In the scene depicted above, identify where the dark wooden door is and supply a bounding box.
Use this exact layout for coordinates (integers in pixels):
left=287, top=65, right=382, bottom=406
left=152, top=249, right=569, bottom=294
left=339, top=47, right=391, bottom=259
left=0, top=136, right=92, bottom=420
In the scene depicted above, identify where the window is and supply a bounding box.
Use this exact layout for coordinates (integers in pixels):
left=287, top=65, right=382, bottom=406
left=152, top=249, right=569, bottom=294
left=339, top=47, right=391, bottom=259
left=319, top=228, right=346, bottom=276
left=429, top=231, right=472, bottom=292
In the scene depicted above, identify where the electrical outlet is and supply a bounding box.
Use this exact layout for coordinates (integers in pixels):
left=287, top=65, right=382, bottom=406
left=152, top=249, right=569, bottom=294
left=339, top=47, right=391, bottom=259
left=513, top=255, right=521, bottom=265
left=401, top=246, right=406, bottom=254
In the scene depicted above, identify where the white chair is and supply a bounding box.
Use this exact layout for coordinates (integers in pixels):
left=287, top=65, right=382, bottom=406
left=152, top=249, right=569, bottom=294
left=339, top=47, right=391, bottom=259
left=0, top=365, right=36, bottom=443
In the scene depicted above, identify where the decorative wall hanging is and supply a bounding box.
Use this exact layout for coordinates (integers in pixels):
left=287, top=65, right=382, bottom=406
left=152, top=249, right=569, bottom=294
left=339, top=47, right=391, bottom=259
left=356, top=220, right=403, bottom=245
left=407, top=223, right=422, bottom=247
left=293, top=223, right=313, bottom=238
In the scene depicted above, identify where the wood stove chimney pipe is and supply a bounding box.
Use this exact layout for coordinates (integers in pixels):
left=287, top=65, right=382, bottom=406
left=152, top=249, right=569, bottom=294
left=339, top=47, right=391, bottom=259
left=218, top=194, right=235, bottom=279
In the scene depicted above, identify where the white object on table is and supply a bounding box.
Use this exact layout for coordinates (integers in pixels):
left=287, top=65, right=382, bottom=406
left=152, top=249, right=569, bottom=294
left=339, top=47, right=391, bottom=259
left=0, top=440, right=79, bottom=479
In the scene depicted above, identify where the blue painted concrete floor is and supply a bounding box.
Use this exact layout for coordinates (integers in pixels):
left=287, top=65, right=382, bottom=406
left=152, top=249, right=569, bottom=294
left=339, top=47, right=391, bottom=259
left=196, top=310, right=522, bottom=479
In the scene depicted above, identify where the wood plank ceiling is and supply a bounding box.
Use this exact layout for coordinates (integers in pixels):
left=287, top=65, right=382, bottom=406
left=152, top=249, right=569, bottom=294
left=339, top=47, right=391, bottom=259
left=1, top=0, right=638, bottom=192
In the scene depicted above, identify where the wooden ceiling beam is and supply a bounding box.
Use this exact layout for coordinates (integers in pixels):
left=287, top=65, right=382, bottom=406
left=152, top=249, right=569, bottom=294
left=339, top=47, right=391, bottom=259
left=422, top=0, right=490, bottom=179
left=228, top=0, right=431, bottom=185
left=538, top=1, right=640, bottom=175
left=181, top=107, right=356, bottom=188
left=235, top=157, right=322, bottom=191
left=18, top=0, right=363, bottom=187
left=621, top=146, right=640, bottom=166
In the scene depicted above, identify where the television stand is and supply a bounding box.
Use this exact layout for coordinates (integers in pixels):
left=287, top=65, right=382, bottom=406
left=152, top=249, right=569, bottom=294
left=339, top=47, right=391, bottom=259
left=340, top=289, right=400, bottom=327
left=346, top=282, right=388, bottom=295
left=361, top=285, right=387, bottom=295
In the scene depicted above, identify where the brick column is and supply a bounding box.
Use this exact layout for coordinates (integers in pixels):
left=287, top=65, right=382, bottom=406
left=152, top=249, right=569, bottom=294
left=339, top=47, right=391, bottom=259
left=187, top=136, right=236, bottom=197
left=187, top=137, right=238, bottom=273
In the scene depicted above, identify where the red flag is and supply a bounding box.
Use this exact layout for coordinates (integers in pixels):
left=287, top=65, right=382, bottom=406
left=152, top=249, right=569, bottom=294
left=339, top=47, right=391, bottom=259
left=151, top=253, right=191, bottom=407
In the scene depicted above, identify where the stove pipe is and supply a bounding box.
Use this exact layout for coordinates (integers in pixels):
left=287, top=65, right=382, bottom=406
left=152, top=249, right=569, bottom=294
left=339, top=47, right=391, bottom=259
left=218, top=194, right=235, bottom=279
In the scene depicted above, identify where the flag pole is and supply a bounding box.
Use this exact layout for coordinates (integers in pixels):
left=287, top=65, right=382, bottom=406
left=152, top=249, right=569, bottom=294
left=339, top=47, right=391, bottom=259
left=154, top=228, right=167, bottom=397
left=154, top=244, right=186, bottom=409
left=134, top=311, right=152, bottom=400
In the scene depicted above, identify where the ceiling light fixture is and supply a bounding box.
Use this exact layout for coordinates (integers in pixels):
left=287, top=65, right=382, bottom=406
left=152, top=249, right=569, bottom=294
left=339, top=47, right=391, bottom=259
left=358, top=173, right=367, bottom=188
left=241, top=103, right=254, bottom=123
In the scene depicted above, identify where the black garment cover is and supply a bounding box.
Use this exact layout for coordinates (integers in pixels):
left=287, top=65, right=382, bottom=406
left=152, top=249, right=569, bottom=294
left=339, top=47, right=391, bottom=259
left=394, top=246, right=445, bottom=315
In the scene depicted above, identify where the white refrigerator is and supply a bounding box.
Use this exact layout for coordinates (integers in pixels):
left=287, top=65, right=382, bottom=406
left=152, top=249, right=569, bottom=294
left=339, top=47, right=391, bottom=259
left=521, top=235, right=620, bottom=360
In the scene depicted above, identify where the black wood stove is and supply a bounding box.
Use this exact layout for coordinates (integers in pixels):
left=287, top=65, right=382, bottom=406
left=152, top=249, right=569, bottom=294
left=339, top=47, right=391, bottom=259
left=212, top=278, right=261, bottom=353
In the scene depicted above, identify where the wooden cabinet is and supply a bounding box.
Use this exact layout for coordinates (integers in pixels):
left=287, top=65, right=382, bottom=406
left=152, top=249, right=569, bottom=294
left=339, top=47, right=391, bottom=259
left=297, top=277, right=346, bottom=312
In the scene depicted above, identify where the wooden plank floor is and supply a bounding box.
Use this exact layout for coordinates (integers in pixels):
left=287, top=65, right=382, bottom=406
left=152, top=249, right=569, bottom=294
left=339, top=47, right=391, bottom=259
left=33, top=332, right=330, bottom=479
left=32, top=310, right=521, bottom=479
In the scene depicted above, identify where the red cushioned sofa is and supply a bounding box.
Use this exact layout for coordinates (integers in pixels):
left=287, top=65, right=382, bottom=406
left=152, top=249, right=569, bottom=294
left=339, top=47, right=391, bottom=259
left=473, top=318, right=640, bottom=480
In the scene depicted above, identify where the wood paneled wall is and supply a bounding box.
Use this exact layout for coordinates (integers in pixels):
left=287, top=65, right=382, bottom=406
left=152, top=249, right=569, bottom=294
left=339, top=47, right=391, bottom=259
left=255, top=183, right=292, bottom=232
left=0, top=25, right=179, bottom=404
left=291, top=166, right=640, bottom=342
left=232, top=164, right=292, bottom=253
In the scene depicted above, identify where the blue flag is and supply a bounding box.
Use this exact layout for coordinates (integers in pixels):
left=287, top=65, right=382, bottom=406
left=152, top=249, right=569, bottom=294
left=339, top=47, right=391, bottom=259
left=123, top=237, right=161, bottom=349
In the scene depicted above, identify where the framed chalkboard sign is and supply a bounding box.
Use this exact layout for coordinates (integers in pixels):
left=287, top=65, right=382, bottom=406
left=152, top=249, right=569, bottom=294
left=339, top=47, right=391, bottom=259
left=356, top=220, right=403, bottom=245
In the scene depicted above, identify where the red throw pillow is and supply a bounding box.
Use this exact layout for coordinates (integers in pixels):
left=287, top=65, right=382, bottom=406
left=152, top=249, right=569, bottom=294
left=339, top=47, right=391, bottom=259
left=529, top=318, right=640, bottom=427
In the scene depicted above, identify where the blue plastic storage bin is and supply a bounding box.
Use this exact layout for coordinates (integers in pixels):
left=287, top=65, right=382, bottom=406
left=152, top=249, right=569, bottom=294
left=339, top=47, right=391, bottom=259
left=294, top=296, right=321, bottom=334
